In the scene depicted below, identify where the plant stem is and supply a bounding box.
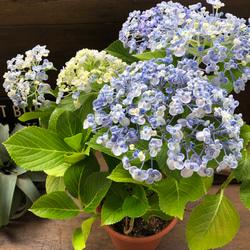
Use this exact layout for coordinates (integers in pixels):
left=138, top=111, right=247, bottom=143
left=216, top=173, right=236, bottom=195
left=124, top=217, right=135, bottom=235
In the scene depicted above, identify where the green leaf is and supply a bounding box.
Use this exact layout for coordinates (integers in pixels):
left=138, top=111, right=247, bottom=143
left=82, top=172, right=112, bottom=213
left=201, top=175, right=214, bottom=194
left=46, top=175, right=66, bottom=193
left=0, top=173, right=17, bottom=226
left=57, top=111, right=83, bottom=139
left=186, top=193, right=240, bottom=250
left=75, top=93, right=97, bottom=123
left=156, top=142, right=182, bottom=181
left=232, top=149, right=250, bottom=181
left=133, top=50, right=166, bottom=61
left=72, top=228, right=85, bottom=250
left=30, top=191, right=81, bottom=219
left=141, top=193, right=173, bottom=222
left=153, top=174, right=203, bottom=219
left=122, top=185, right=149, bottom=218
left=64, top=153, right=100, bottom=199
left=240, top=123, right=250, bottom=148
left=58, top=92, right=98, bottom=112
left=104, top=40, right=138, bottom=64
left=18, top=111, right=51, bottom=122
left=44, top=163, right=71, bottom=177
left=39, top=105, right=56, bottom=129
left=16, top=174, right=41, bottom=202
left=101, top=194, right=126, bottom=226
left=48, top=108, right=65, bottom=131
left=102, top=153, right=121, bottom=172
left=64, top=133, right=83, bottom=152
left=4, top=126, right=74, bottom=171
left=72, top=214, right=100, bottom=250
left=240, top=180, right=250, bottom=210
left=65, top=153, right=86, bottom=164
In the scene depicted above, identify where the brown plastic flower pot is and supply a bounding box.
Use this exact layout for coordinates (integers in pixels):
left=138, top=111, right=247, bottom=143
left=100, top=217, right=178, bottom=250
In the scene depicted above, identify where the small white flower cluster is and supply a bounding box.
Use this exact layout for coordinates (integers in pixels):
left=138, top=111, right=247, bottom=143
left=56, top=49, right=127, bottom=108
left=3, top=45, right=54, bottom=107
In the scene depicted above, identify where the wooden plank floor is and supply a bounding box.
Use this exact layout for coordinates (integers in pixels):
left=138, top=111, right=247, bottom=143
left=0, top=184, right=249, bottom=250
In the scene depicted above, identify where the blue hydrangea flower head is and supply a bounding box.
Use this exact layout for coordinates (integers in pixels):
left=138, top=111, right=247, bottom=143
left=119, top=0, right=250, bottom=94
left=85, top=59, right=244, bottom=183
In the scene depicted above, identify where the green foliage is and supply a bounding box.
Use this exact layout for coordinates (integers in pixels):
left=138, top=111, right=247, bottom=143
left=46, top=176, right=66, bottom=193
left=153, top=174, right=203, bottom=219
left=232, top=149, right=250, bottom=181
left=141, top=193, right=173, bottom=222
left=101, top=194, right=126, bottom=226
left=104, top=40, right=139, bottom=64
left=82, top=172, right=112, bottom=213
left=133, top=50, right=166, bottom=61
left=18, top=110, right=52, bottom=122
left=240, top=123, right=250, bottom=148
left=201, top=175, right=214, bottom=194
left=56, top=111, right=83, bottom=139
left=4, top=126, right=75, bottom=171
left=122, top=185, right=149, bottom=218
left=64, top=133, right=84, bottom=152
left=240, top=180, right=250, bottom=210
left=64, top=153, right=100, bottom=201
left=186, top=193, right=240, bottom=250
left=73, top=214, right=100, bottom=250
left=30, top=191, right=82, bottom=219
left=44, top=163, right=71, bottom=177
left=75, top=93, right=98, bottom=123
left=102, top=153, right=121, bottom=172
left=48, top=108, right=65, bottom=131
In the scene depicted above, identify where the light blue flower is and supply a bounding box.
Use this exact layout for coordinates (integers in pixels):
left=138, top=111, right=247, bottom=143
left=140, top=126, right=153, bottom=141
left=181, top=160, right=200, bottom=178
left=129, top=166, right=149, bottom=182
left=149, top=138, right=162, bottom=157
left=167, top=151, right=185, bottom=170
left=145, top=169, right=162, bottom=184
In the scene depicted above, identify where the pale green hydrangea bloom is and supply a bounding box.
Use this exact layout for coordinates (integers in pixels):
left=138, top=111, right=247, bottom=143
left=56, top=49, right=127, bottom=107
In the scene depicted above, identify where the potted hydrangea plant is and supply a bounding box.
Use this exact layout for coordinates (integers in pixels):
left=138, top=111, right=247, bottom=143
left=2, top=1, right=250, bottom=249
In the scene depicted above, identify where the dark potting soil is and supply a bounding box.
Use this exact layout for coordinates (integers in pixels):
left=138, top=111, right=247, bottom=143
left=110, top=217, right=170, bottom=238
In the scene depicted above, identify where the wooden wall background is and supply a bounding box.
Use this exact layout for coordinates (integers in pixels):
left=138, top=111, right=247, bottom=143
left=0, top=0, right=249, bottom=122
